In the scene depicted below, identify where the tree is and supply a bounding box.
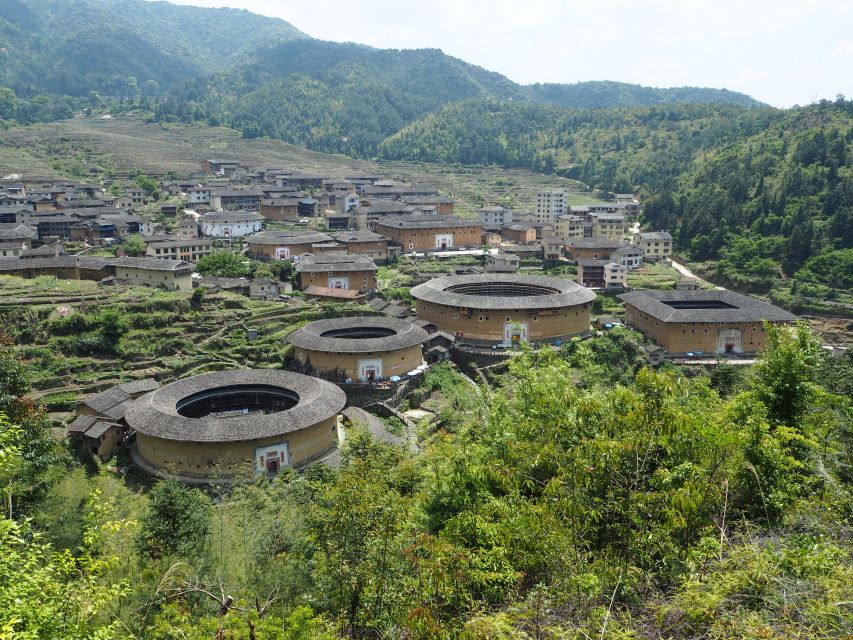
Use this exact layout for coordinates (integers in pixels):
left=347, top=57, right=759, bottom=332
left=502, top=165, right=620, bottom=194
left=142, top=79, right=161, bottom=97
left=195, top=252, right=253, bottom=278
left=137, top=480, right=213, bottom=559
left=122, top=233, right=146, bottom=257
left=709, top=362, right=744, bottom=397
left=0, top=422, right=128, bottom=639
left=0, top=337, right=65, bottom=515
left=0, top=87, right=16, bottom=121
left=133, top=173, right=159, bottom=200
left=752, top=322, right=822, bottom=426
left=190, top=286, right=207, bottom=309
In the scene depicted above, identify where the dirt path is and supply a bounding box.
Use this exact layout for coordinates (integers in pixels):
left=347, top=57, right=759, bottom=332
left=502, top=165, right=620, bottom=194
left=668, top=258, right=725, bottom=290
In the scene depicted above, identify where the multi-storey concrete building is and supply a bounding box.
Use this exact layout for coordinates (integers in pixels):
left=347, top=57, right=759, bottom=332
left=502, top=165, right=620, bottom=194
left=535, top=189, right=567, bottom=224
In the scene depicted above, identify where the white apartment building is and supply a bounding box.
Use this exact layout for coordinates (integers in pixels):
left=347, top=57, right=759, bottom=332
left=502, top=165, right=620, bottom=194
left=535, top=190, right=567, bottom=224
left=187, top=187, right=212, bottom=205
left=478, top=206, right=510, bottom=226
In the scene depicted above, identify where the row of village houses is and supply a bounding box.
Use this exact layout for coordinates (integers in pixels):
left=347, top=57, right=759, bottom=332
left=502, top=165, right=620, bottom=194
left=0, top=218, right=669, bottom=301
left=0, top=162, right=662, bottom=298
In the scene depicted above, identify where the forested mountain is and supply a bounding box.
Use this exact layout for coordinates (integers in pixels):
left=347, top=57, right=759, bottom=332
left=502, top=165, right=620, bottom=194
left=155, top=40, right=524, bottom=157
left=528, top=80, right=763, bottom=108
left=1, top=0, right=760, bottom=111
left=0, top=0, right=307, bottom=96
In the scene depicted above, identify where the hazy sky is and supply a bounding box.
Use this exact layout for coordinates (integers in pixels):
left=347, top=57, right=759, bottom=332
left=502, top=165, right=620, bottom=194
left=177, top=0, right=852, bottom=108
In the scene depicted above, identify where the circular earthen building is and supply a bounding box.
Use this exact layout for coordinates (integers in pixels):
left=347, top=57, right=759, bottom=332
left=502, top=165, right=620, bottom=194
left=287, top=316, right=428, bottom=382
left=410, top=273, right=596, bottom=344
left=125, top=369, right=346, bottom=480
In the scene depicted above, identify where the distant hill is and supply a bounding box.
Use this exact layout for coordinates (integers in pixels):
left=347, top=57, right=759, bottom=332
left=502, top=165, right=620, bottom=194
left=157, top=40, right=525, bottom=157
left=0, top=0, right=307, bottom=96
left=527, top=80, right=764, bottom=109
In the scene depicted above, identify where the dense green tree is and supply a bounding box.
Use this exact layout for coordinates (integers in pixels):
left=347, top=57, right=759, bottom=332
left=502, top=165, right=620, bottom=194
left=195, top=251, right=253, bottom=277
left=0, top=87, right=16, bottom=120
left=752, top=322, right=822, bottom=426
left=122, top=233, right=146, bottom=256
left=0, top=422, right=129, bottom=639
left=132, top=173, right=159, bottom=200
left=137, top=480, right=212, bottom=559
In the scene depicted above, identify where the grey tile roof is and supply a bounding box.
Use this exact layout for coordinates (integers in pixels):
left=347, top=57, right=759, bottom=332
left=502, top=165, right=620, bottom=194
left=381, top=303, right=411, bottom=318
left=376, top=216, right=481, bottom=230
left=81, top=386, right=129, bottom=415
left=85, top=420, right=120, bottom=439
left=613, top=245, right=643, bottom=255
left=201, top=211, right=263, bottom=222
left=262, top=197, right=302, bottom=206
left=637, top=231, right=672, bottom=241
left=618, top=289, right=798, bottom=323
left=118, top=379, right=160, bottom=395
left=332, top=231, right=389, bottom=243
left=247, top=230, right=333, bottom=245
left=69, top=415, right=99, bottom=433
left=411, top=274, right=596, bottom=311
left=352, top=201, right=412, bottom=214
left=124, top=369, right=346, bottom=443
left=112, top=257, right=194, bottom=271
left=577, top=259, right=618, bottom=267
left=342, top=407, right=405, bottom=447
left=0, top=223, right=34, bottom=240
left=566, top=238, right=624, bottom=249
left=0, top=256, right=112, bottom=272
left=288, top=316, right=428, bottom=353
left=296, top=254, right=378, bottom=273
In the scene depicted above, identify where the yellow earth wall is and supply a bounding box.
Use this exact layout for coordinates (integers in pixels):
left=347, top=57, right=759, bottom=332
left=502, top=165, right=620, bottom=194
left=415, top=299, right=591, bottom=343
left=135, top=416, right=338, bottom=479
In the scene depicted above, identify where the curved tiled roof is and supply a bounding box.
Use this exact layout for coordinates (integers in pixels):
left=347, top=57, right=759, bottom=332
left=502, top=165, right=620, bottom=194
left=288, top=316, right=428, bottom=353
left=410, top=274, right=596, bottom=310
left=125, top=369, right=345, bottom=443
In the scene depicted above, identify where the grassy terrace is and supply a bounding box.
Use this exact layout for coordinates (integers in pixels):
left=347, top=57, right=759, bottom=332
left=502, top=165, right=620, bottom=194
left=0, top=275, right=377, bottom=421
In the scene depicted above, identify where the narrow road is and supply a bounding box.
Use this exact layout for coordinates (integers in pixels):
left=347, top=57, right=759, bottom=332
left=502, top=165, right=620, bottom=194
left=668, top=258, right=725, bottom=290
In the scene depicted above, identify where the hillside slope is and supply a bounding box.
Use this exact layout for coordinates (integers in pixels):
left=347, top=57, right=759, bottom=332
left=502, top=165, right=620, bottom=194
left=155, top=39, right=524, bottom=157
left=0, top=0, right=307, bottom=96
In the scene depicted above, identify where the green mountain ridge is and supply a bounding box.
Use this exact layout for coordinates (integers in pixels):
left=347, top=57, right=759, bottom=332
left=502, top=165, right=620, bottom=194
left=0, top=0, right=762, bottom=111
left=528, top=80, right=763, bottom=108
left=0, top=0, right=307, bottom=96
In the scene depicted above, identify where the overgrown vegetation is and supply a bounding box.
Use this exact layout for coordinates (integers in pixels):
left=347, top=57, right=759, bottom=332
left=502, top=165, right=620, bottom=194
left=2, top=320, right=850, bottom=638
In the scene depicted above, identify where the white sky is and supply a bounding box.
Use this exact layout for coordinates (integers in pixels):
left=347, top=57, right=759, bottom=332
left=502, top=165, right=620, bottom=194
left=176, top=0, right=853, bottom=108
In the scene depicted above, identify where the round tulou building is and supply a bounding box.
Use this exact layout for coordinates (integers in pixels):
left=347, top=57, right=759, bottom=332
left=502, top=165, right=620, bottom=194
left=125, top=369, right=346, bottom=480
left=410, top=273, right=596, bottom=344
left=287, top=316, right=428, bottom=382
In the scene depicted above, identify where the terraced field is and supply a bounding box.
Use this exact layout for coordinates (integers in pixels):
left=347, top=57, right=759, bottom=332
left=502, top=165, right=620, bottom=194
left=0, top=275, right=378, bottom=423
left=0, top=116, right=608, bottom=215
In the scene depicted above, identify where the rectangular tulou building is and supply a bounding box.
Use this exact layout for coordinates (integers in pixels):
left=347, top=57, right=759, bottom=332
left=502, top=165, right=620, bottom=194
left=619, top=289, right=798, bottom=355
